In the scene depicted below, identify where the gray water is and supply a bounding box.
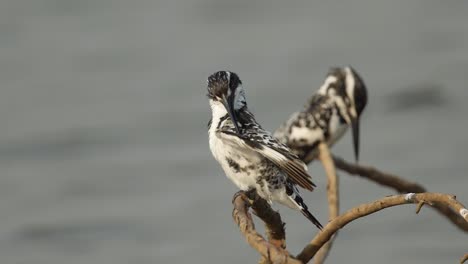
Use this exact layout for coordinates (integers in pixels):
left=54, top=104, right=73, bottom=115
left=0, top=0, right=467, bottom=263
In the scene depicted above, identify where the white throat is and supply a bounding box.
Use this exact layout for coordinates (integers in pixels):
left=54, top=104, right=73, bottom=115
left=209, top=100, right=228, bottom=130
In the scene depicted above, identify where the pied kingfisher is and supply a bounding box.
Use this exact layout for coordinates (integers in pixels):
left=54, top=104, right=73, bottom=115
left=207, top=71, right=322, bottom=229
left=274, top=66, right=367, bottom=162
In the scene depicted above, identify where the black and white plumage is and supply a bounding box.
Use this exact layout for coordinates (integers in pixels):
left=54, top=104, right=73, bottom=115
left=274, top=66, right=368, bottom=162
left=207, top=71, right=322, bottom=229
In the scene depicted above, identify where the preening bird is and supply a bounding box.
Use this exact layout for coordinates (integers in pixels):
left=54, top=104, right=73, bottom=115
left=207, top=71, right=322, bottom=229
left=274, top=66, right=368, bottom=162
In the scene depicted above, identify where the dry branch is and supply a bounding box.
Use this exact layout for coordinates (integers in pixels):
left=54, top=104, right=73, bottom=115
left=248, top=191, right=287, bottom=264
left=461, top=253, right=468, bottom=264
left=313, top=143, right=339, bottom=264
left=233, top=191, right=467, bottom=264
left=232, top=191, right=301, bottom=264
left=296, top=193, right=468, bottom=263
left=332, top=156, right=425, bottom=193
left=331, top=156, right=468, bottom=232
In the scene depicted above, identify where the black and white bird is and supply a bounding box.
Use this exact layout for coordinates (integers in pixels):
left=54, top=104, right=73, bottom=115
left=207, top=71, right=322, bottom=229
left=274, top=66, right=367, bottom=162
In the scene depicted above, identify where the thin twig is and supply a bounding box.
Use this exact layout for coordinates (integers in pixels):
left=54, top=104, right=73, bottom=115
left=296, top=193, right=468, bottom=263
left=313, top=143, right=339, bottom=264
left=415, top=201, right=425, bottom=214
left=332, top=156, right=468, bottom=232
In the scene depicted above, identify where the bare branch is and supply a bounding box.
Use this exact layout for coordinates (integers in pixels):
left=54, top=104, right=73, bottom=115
left=296, top=193, right=468, bottom=263
left=232, top=192, right=302, bottom=264
left=313, top=143, right=339, bottom=264
left=332, top=156, right=468, bottom=232
left=460, top=253, right=468, bottom=264
left=332, top=156, right=425, bottom=193
left=249, top=191, right=287, bottom=249
left=248, top=191, right=287, bottom=264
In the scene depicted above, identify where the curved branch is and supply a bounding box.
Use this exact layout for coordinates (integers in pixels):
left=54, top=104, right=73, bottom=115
left=313, top=143, right=339, bottom=264
left=461, top=253, right=468, bottom=264
left=232, top=191, right=301, bottom=264
left=296, top=193, right=468, bottom=263
left=332, top=156, right=425, bottom=193
left=248, top=191, right=287, bottom=250
left=248, top=191, right=287, bottom=264
left=332, top=156, right=468, bottom=232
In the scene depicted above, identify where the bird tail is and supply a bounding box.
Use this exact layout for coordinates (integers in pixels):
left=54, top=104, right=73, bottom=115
left=280, top=184, right=323, bottom=230
left=295, top=195, right=323, bottom=230
left=301, top=206, right=323, bottom=230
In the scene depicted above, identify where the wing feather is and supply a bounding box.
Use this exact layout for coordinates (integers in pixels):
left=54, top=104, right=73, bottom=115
left=219, top=109, right=316, bottom=191
left=221, top=129, right=315, bottom=191
left=257, top=144, right=315, bottom=191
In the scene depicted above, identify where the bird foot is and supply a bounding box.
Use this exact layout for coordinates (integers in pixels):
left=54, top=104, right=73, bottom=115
left=232, top=190, right=257, bottom=205
left=232, top=190, right=248, bottom=204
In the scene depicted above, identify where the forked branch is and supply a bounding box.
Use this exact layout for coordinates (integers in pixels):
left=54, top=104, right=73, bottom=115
left=232, top=191, right=301, bottom=264
left=331, top=156, right=468, bottom=232
left=233, top=191, right=467, bottom=264
left=296, top=193, right=468, bottom=263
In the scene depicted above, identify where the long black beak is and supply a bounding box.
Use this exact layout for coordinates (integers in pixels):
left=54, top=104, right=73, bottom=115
left=350, top=116, right=360, bottom=162
left=222, top=95, right=241, bottom=134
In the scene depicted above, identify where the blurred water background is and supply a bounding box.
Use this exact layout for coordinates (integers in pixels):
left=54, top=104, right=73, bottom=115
left=0, top=0, right=467, bottom=263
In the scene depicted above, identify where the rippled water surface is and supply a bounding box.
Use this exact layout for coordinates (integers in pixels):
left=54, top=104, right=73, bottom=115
left=0, top=1, right=467, bottom=263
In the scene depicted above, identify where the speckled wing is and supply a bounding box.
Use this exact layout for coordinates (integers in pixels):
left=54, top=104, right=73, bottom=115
left=219, top=111, right=316, bottom=191
left=274, top=94, right=335, bottom=160
left=252, top=138, right=316, bottom=191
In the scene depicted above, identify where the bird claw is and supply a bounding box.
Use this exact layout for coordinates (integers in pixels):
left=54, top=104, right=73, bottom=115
left=232, top=190, right=248, bottom=204
left=232, top=190, right=257, bottom=206
left=245, top=189, right=257, bottom=198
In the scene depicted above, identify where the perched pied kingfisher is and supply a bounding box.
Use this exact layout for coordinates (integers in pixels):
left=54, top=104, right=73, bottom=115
left=274, top=66, right=367, bottom=162
left=207, top=71, right=322, bottom=230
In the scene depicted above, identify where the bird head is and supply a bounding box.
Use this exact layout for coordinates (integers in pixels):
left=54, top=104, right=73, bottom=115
left=320, top=66, right=368, bottom=162
left=207, top=71, right=246, bottom=134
